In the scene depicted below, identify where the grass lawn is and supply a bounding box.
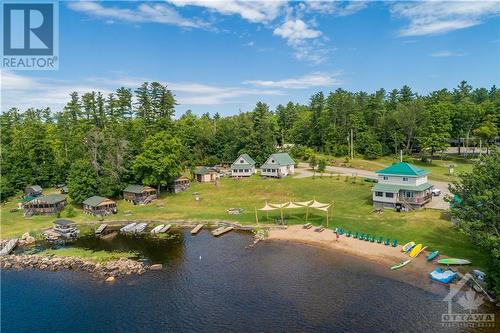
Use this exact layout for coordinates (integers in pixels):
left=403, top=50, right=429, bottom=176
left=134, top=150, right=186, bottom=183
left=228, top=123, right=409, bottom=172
left=0, top=176, right=485, bottom=267
left=37, top=247, right=137, bottom=263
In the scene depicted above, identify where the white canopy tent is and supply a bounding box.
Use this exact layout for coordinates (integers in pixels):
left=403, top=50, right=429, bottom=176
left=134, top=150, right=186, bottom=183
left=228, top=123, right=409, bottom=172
left=255, top=199, right=333, bottom=226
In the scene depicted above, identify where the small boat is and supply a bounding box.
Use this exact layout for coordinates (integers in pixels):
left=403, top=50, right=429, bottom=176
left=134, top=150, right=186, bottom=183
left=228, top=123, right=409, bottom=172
left=159, top=224, right=172, bottom=233
left=120, top=222, right=137, bottom=233
left=429, top=268, right=457, bottom=284
left=437, top=258, right=471, bottom=265
left=151, top=224, right=165, bottom=234
left=390, top=259, right=411, bottom=270
left=133, top=223, right=148, bottom=234
left=426, top=250, right=439, bottom=261
left=413, top=245, right=427, bottom=258
left=402, top=241, right=415, bottom=253
left=409, top=244, right=423, bottom=257
left=303, top=223, right=312, bottom=229
left=95, top=224, right=107, bottom=235
left=314, top=226, right=325, bottom=232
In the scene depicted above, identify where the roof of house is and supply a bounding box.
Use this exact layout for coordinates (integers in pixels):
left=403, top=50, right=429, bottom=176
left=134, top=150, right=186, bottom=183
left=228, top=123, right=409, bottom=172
left=232, top=154, right=256, bottom=167
left=261, top=152, right=295, bottom=169
left=376, top=162, right=429, bottom=177
left=194, top=166, right=218, bottom=175
left=371, top=183, right=434, bottom=193
left=124, top=185, right=154, bottom=194
left=82, top=195, right=113, bottom=207
left=25, top=185, right=42, bottom=192
left=33, top=194, right=66, bottom=204
left=172, top=175, right=190, bottom=182
left=54, top=219, right=75, bottom=226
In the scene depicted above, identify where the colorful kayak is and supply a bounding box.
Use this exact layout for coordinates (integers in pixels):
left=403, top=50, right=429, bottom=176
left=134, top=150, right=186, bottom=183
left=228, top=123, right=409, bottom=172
left=437, top=258, right=471, bottom=265
left=414, top=245, right=427, bottom=258
left=426, top=251, right=439, bottom=261
left=429, top=268, right=457, bottom=284
left=409, top=244, right=423, bottom=257
left=390, top=259, right=411, bottom=270
left=402, top=241, right=415, bottom=253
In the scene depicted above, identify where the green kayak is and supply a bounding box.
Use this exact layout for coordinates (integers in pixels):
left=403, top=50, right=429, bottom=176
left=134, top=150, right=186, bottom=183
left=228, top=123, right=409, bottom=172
left=437, top=258, right=471, bottom=265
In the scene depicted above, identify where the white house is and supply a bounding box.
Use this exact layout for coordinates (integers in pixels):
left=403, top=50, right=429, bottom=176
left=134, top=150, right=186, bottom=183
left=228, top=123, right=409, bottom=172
left=231, top=154, right=256, bottom=177
left=260, top=153, right=295, bottom=178
left=372, top=162, right=434, bottom=210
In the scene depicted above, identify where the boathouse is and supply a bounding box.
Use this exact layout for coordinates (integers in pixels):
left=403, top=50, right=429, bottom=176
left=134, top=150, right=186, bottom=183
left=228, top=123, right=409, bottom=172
left=231, top=154, right=256, bottom=177
left=82, top=196, right=117, bottom=216
left=371, top=162, right=434, bottom=210
left=194, top=167, right=220, bottom=183
left=123, top=185, right=157, bottom=204
left=24, top=185, right=42, bottom=198
left=53, top=219, right=79, bottom=239
left=260, top=153, right=295, bottom=178
left=23, top=194, right=67, bottom=216
left=167, top=176, right=191, bottom=193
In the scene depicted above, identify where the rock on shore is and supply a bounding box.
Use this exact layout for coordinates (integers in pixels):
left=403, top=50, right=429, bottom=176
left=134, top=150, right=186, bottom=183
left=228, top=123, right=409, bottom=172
left=0, top=254, right=149, bottom=279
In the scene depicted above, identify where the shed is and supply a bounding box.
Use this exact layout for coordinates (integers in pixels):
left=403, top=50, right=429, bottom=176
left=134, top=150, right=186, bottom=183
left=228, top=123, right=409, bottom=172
left=168, top=176, right=191, bottom=193
left=82, top=196, right=117, bottom=216
left=194, top=167, right=220, bottom=183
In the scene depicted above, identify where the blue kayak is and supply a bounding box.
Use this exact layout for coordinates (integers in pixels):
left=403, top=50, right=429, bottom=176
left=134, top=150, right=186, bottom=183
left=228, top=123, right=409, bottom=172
left=426, top=250, right=439, bottom=261
left=429, top=268, right=457, bottom=284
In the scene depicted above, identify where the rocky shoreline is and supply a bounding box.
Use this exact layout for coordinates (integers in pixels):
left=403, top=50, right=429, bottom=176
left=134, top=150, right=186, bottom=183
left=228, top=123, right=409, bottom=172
left=0, top=254, right=160, bottom=281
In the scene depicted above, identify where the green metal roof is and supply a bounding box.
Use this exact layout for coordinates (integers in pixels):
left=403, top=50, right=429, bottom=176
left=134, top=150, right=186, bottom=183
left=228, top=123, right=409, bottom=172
left=232, top=154, right=255, bottom=167
left=194, top=166, right=218, bottom=175
left=124, top=185, right=149, bottom=194
left=82, top=195, right=111, bottom=207
left=264, top=152, right=295, bottom=166
left=376, top=162, right=429, bottom=177
left=372, top=183, right=434, bottom=193
left=33, top=194, right=66, bottom=204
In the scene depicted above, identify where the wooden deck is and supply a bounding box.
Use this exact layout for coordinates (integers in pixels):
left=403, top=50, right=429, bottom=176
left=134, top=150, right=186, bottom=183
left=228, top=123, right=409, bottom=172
left=0, top=239, right=18, bottom=256
left=95, top=224, right=107, bottom=235
left=190, top=224, right=204, bottom=235
left=211, top=226, right=234, bottom=236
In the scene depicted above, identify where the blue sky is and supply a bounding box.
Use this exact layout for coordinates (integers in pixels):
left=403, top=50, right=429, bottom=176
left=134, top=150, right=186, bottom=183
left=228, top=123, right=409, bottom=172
left=2, top=1, right=500, bottom=115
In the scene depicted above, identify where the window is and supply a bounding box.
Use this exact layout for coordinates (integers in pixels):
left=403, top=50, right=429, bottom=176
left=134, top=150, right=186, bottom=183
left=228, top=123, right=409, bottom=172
left=385, top=193, right=394, bottom=198
left=245, top=169, right=249, bottom=172
left=240, top=159, right=244, bottom=163
left=402, top=177, right=408, bottom=182
left=383, top=176, right=388, bottom=180
left=375, top=191, right=383, bottom=197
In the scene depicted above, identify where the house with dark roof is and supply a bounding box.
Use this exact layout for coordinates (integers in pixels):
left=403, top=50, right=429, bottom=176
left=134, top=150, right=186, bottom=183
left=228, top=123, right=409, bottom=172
left=260, top=153, right=295, bottom=178
left=167, top=176, right=191, bottom=193
left=194, top=167, right=220, bottom=183
left=52, top=219, right=80, bottom=239
left=371, top=162, right=434, bottom=210
left=83, top=196, right=117, bottom=216
left=123, top=185, right=157, bottom=204
left=231, top=154, right=256, bottom=177
left=24, top=185, right=42, bottom=198
left=23, top=194, right=67, bottom=216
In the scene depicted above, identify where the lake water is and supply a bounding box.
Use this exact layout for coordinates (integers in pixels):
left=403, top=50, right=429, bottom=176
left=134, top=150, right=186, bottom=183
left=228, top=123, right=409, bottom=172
left=1, top=229, right=498, bottom=332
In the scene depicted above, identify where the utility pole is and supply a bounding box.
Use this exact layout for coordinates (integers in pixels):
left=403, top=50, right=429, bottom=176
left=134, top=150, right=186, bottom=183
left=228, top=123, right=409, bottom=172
left=350, top=129, right=354, bottom=159
left=400, top=150, right=403, bottom=162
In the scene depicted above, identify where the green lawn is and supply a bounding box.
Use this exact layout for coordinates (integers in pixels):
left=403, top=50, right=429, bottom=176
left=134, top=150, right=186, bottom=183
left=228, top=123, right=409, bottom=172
left=0, top=176, right=485, bottom=267
left=38, top=247, right=137, bottom=263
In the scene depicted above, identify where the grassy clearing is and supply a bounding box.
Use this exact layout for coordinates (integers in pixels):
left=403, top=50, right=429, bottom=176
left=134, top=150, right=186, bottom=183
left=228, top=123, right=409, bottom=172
left=37, top=247, right=137, bottom=263
left=0, top=176, right=485, bottom=266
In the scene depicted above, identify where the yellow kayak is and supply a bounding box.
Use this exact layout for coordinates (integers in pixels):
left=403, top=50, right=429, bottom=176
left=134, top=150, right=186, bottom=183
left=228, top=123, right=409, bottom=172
left=409, top=244, right=423, bottom=257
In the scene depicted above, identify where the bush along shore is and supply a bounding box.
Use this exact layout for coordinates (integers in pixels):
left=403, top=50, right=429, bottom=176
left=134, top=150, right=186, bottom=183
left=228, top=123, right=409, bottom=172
left=0, top=254, right=161, bottom=282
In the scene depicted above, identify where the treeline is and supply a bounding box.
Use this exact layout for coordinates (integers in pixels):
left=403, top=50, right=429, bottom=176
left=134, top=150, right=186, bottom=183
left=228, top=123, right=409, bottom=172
left=1, top=81, right=498, bottom=202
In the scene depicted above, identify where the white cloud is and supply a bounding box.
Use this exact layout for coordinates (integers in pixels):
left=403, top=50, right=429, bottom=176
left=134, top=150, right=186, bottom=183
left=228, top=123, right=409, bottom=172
left=273, top=19, right=322, bottom=43
left=431, top=50, right=468, bottom=57
left=167, top=0, right=288, bottom=23
left=299, top=1, right=369, bottom=16
left=391, top=1, right=500, bottom=36
left=67, top=1, right=206, bottom=28
left=243, top=72, right=342, bottom=89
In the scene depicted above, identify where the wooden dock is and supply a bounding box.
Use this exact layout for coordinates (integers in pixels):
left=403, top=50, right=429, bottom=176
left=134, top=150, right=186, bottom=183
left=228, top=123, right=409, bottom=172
left=95, top=224, right=107, bottom=235
left=190, top=224, right=204, bottom=235
left=211, top=226, right=234, bottom=236
left=0, top=239, right=18, bottom=256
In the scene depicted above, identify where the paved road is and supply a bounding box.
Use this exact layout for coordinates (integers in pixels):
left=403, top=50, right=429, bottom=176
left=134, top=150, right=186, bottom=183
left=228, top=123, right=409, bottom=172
left=295, top=162, right=450, bottom=210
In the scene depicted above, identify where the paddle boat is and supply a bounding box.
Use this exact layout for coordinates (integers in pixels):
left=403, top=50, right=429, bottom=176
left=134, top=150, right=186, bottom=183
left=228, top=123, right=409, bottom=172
left=390, top=259, right=411, bottom=270
left=437, top=258, right=471, bottom=265
left=402, top=241, right=416, bottom=253
left=429, top=268, right=457, bottom=284
left=426, top=250, right=439, bottom=261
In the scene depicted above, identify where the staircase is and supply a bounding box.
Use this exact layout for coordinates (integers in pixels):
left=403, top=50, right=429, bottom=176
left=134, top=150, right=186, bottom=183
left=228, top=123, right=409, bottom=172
left=400, top=198, right=414, bottom=211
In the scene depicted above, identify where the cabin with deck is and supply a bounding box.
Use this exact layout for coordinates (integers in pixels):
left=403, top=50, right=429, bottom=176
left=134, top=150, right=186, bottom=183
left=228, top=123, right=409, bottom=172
left=260, top=153, right=295, bottom=178
left=371, top=162, right=434, bottom=210
left=53, top=219, right=79, bottom=239
left=167, top=176, right=191, bottom=193
left=24, top=185, right=42, bottom=198
left=123, top=185, right=157, bottom=204
left=23, top=194, right=67, bottom=216
left=194, top=167, right=220, bottom=183
left=82, top=196, right=117, bottom=216
left=231, top=154, right=256, bottom=177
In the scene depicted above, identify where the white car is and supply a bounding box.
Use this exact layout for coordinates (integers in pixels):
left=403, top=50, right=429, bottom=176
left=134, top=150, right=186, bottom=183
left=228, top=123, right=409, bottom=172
left=431, top=188, right=441, bottom=196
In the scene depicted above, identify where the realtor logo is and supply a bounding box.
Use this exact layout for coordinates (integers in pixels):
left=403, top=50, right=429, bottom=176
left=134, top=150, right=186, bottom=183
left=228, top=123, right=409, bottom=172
left=442, top=273, right=495, bottom=328
left=2, top=1, right=58, bottom=69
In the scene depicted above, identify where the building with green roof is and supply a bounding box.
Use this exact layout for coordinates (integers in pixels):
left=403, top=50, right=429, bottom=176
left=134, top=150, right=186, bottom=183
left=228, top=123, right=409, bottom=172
left=231, top=154, right=256, bottom=177
left=372, top=162, right=434, bottom=210
left=260, top=152, right=295, bottom=178
left=83, top=195, right=117, bottom=216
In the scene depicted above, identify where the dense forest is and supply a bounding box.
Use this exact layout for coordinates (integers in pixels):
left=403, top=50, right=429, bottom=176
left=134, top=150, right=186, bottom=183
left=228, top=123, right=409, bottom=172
left=1, top=81, right=499, bottom=202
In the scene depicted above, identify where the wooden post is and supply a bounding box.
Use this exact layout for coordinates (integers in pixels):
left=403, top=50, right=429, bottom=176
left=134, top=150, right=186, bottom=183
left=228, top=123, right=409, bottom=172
left=255, top=207, right=259, bottom=225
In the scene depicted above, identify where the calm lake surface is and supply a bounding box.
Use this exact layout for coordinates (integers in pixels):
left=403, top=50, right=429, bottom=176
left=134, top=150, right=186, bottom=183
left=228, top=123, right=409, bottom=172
left=1, top=229, right=498, bottom=332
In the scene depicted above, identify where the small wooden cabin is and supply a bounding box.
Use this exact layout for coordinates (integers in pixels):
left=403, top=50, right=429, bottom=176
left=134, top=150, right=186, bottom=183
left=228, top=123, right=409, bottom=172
left=167, top=176, right=191, bottom=193
left=53, top=219, right=79, bottom=239
left=23, top=194, right=66, bottom=216
left=194, top=167, right=220, bottom=183
left=82, top=196, right=117, bottom=216
left=24, top=185, right=42, bottom=198
left=123, top=185, right=157, bottom=204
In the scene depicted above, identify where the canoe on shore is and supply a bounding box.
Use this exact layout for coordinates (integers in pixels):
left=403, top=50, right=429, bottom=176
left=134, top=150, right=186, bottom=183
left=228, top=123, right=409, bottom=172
left=95, top=224, right=107, bottom=235
left=437, top=258, right=471, bottom=265
left=133, top=223, right=148, bottom=234
left=390, top=259, right=411, bottom=270
left=159, top=224, right=172, bottom=233
left=151, top=225, right=165, bottom=234
left=120, top=223, right=137, bottom=233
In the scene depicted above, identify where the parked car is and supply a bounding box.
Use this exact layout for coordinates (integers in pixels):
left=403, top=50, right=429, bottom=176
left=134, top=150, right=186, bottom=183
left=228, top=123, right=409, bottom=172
left=431, top=188, right=441, bottom=196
